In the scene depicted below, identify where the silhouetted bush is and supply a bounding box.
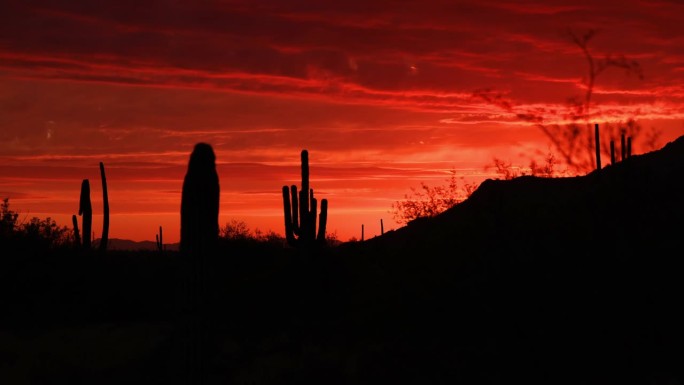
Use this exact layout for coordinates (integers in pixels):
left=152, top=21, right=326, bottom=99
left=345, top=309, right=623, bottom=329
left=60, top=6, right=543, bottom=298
left=391, top=169, right=477, bottom=225
left=1, top=198, right=74, bottom=255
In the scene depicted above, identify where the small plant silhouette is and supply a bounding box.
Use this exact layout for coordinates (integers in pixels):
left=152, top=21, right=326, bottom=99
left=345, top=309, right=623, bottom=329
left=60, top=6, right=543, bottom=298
left=1, top=198, right=19, bottom=239
left=282, top=149, right=328, bottom=249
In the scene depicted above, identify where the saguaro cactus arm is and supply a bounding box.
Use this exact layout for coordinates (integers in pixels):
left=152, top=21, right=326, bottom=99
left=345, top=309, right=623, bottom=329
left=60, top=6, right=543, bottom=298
left=282, top=186, right=297, bottom=247
left=301, top=150, right=309, bottom=216
left=290, top=185, right=299, bottom=235
left=310, top=194, right=318, bottom=242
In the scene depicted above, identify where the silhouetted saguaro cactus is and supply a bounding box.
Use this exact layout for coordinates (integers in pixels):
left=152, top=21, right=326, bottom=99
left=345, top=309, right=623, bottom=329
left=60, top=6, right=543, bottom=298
left=72, top=214, right=81, bottom=248
left=156, top=225, right=163, bottom=253
left=99, top=162, right=109, bottom=252
left=594, top=123, right=601, bottom=170
left=180, top=143, right=220, bottom=257
left=179, top=144, right=219, bottom=385
left=380, top=219, right=384, bottom=235
left=79, top=179, right=92, bottom=250
left=282, top=149, right=328, bottom=249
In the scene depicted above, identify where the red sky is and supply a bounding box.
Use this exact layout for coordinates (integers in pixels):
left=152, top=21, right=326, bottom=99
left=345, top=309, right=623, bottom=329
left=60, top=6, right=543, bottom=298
left=1, top=0, right=683, bottom=243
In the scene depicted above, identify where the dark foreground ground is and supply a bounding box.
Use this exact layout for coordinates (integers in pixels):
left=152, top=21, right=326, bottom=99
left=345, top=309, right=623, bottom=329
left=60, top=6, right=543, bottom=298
left=1, top=235, right=683, bottom=385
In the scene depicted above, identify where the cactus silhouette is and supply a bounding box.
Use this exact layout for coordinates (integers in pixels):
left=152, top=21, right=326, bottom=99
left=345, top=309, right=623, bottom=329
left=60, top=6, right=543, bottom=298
left=180, top=143, right=220, bottom=257
left=72, top=214, right=81, bottom=247
left=282, top=149, right=328, bottom=249
left=156, top=225, right=163, bottom=253
left=594, top=123, right=601, bottom=170
left=78, top=179, right=92, bottom=250
left=179, top=143, right=219, bottom=385
left=99, top=162, right=109, bottom=252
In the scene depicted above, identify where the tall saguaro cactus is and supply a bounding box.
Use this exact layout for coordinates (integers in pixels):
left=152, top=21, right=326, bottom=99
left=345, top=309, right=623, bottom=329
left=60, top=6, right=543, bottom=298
left=179, top=144, right=219, bottom=383
left=180, top=143, right=220, bottom=257
left=99, top=162, right=109, bottom=252
left=79, top=179, right=92, bottom=250
left=282, top=149, right=328, bottom=249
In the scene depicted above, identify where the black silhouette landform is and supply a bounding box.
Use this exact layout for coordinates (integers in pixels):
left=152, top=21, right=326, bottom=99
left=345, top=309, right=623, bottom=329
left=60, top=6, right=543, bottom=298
left=1, top=135, right=683, bottom=385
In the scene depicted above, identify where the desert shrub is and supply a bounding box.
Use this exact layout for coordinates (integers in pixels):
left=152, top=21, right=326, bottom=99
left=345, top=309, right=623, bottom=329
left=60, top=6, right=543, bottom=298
left=391, top=169, right=478, bottom=225
left=0, top=198, right=19, bottom=239
left=218, top=220, right=289, bottom=251
left=220, top=219, right=251, bottom=241
left=1, top=198, right=73, bottom=255
left=488, top=149, right=570, bottom=180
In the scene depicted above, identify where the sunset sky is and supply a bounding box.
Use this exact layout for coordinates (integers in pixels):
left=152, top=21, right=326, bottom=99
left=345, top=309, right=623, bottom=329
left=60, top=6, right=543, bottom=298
left=2, top=0, right=684, bottom=243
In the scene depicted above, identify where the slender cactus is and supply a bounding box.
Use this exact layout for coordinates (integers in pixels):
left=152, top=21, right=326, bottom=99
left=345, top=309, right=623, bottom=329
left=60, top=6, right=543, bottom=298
left=381, top=219, right=384, bottom=235
left=316, top=199, right=328, bottom=242
left=621, top=132, right=626, bottom=161
left=72, top=214, right=81, bottom=248
left=156, top=225, right=163, bottom=253
left=361, top=224, right=365, bottom=242
left=78, top=179, right=92, bottom=250
left=282, top=149, right=328, bottom=249
left=99, top=162, right=109, bottom=252
left=594, top=123, right=601, bottom=170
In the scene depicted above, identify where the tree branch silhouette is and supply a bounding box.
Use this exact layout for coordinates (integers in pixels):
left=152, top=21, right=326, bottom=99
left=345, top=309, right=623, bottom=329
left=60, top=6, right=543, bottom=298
left=475, top=28, right=653, bottom=174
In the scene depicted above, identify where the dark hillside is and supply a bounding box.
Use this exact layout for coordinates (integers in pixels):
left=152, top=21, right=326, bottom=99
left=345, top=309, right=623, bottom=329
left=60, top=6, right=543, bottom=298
left=338, top=134, right=684, bottom=384
left=360, top=134, right=684, bottom=256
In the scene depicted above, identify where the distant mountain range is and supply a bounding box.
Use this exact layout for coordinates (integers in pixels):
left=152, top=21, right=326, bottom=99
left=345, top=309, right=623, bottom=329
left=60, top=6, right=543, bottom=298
left=94, top=238, right=180, bottom=252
